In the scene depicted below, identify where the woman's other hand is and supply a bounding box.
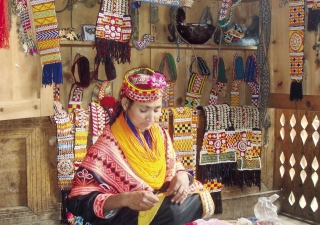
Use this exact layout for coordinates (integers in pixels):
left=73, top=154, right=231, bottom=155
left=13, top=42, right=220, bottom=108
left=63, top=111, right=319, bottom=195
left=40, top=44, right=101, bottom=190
left=166, top=171, right=190, bottom=204
left=125, top=190, right=159, bottom=211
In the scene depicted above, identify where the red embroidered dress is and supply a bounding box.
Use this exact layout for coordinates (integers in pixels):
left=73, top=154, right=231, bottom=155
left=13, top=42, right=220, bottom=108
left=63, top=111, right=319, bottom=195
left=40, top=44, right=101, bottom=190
left=67, top=123, right=214, bottom=224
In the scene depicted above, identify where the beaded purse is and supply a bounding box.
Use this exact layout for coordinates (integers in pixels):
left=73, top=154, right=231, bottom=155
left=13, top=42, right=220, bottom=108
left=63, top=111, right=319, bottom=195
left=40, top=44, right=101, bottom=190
left=185, top=56, right=211, bottom=108
left=158, top=52, right=177, bottom=108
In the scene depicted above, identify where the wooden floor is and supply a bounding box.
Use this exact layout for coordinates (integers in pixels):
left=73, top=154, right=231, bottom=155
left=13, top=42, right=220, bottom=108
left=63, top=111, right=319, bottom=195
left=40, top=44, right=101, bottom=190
left=221, top=215, right=314, bottom=225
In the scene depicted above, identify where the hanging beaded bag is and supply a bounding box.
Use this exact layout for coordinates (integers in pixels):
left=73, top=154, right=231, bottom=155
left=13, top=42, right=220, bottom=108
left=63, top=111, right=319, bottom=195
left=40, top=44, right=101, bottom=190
left=231, top=54, right=244, bottom=106
left=208, top=56, right=227, bottom=106
left=185, top=56, right=211, bottom=108
left=158, top=52, right=177, bottom=108
left=244, top=54, right=260, bottom=107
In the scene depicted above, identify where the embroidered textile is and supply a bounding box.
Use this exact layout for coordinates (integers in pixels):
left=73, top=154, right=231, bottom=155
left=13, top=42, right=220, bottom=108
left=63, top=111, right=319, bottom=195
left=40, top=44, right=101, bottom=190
left=68, top=125, right=214, bottom=220
left=231, top=54, right=244, bottom=106
left=30, top=0, right=63, bottom=85
left=289, top=0, right=305, bottom=101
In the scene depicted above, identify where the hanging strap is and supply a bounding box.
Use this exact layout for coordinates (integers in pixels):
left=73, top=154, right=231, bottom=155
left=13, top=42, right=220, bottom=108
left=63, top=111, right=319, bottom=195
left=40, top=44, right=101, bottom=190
left=189, top=56, right=211, bottom=76
left=158, top=52, right=177, bottom=82
left=71, top=53, right=91, bottom=87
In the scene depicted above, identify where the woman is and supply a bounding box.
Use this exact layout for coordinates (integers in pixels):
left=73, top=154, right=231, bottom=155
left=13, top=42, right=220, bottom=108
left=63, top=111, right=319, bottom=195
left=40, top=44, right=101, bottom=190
left=66, top=68, right=214, bottom=225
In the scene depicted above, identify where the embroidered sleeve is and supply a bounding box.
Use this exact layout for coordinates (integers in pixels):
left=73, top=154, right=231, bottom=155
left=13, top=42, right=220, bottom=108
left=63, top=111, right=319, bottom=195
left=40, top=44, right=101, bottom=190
left=93, top=193, right=113, bottom=218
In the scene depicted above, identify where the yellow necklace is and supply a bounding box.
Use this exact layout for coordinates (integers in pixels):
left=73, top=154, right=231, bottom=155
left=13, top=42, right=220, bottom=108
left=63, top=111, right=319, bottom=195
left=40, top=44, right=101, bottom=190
left=111, top=113, right=166, bottom=189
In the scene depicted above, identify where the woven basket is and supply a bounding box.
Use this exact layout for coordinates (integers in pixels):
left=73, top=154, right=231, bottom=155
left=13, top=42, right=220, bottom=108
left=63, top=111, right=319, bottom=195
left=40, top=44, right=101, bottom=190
left=177, top=23, right=215, bottom=44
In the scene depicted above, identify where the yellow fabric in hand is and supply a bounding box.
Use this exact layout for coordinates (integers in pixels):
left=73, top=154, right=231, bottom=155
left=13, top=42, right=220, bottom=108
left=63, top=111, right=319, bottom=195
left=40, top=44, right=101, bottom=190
left=138, top=193, right=166, bottom=225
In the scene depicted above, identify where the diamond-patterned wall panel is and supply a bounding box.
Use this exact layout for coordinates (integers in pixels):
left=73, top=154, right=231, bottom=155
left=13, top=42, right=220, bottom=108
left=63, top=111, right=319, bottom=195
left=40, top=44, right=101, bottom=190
left=274, top=109, right=320, bottom=223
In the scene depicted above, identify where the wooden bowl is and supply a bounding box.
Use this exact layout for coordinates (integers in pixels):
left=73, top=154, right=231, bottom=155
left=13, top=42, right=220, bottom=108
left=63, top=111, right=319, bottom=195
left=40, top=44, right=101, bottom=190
left=177, top=23, right=215, bottom=44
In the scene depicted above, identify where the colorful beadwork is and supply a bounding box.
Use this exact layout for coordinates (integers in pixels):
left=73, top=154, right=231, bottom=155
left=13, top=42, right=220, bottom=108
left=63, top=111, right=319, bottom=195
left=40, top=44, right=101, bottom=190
left=121, top=68, right=167, bottom=103
left=158, top=53, right=177, bottom=107
left=289, top=0, right=305, bottom=101
left=244, top=54, right=260, bottom=107
left=30, top=0, right=62, bottom=85
left=231, top=54, right=244, bottom=106
left=171, top=107, right=198, bottom=175
left=209, top=56, right=227, bottom=106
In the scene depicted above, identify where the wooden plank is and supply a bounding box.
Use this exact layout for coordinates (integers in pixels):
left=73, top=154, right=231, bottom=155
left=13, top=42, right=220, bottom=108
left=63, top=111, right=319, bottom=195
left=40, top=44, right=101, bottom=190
left=0, top=100, right=41, bottom=121
left=269, top=93, right=320, bottom=111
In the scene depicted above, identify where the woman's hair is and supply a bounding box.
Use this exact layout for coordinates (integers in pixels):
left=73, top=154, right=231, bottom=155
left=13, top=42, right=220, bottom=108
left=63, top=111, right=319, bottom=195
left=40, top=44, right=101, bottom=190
left=114, top=97, right=134, bottom=121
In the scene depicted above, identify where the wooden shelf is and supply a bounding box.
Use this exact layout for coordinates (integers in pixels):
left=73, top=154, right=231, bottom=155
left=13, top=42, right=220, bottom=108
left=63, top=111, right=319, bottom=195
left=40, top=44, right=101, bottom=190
left=59, top=40, right=258, bottom=50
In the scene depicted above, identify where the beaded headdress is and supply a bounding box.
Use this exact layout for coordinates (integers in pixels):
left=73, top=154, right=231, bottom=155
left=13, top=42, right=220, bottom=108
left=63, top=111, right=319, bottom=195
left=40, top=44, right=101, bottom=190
left=121, top=68, right=167, bottom=102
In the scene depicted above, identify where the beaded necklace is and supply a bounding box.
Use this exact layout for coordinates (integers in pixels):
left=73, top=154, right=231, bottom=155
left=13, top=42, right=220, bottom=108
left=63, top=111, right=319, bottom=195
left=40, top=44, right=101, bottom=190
left=111, top=113, right=166, bottom=189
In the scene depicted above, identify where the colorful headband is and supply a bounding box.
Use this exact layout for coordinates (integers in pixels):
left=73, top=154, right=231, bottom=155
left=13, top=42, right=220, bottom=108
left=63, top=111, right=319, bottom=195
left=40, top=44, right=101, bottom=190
left=121, top=68, right=167, bottom=102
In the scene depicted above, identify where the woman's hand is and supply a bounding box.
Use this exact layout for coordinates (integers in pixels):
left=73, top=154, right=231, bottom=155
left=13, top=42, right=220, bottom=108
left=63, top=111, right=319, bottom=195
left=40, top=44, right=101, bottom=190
left=125, top=190, right=159, bottom=211
left=166, top=171, right=190, bottom=204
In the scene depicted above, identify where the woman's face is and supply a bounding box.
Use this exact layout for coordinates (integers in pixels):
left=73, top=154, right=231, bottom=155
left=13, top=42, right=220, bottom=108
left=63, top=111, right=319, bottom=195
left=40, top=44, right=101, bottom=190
left=123, top=97, right=163, bottom=132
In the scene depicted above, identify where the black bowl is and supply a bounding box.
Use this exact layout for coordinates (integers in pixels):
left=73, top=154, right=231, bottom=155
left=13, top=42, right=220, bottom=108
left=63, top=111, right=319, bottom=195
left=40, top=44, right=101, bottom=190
left=177, top=23, right=215, bottom=44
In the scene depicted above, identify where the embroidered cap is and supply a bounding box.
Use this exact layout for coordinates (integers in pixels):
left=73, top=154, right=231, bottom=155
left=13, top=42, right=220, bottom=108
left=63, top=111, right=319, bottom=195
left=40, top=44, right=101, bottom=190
left=121, top=68, right=167, bottom=102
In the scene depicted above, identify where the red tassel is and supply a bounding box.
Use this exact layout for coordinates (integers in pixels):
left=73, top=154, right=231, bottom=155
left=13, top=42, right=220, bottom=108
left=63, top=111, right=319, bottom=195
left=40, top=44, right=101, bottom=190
left=0, top=0, right=10, bottom=49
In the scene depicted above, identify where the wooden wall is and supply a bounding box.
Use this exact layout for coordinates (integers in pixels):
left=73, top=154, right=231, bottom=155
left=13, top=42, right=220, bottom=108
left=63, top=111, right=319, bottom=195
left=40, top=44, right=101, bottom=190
left=56, top=0, right=259, bottom=110
left=0, top=3, right=53, bottom=121
left=269, top=1, right=320, bottom=110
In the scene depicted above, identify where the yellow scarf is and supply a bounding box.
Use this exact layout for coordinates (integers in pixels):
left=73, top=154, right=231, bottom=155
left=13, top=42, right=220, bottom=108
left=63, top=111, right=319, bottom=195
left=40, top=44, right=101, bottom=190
left=111, top=113, right=166, bottom=189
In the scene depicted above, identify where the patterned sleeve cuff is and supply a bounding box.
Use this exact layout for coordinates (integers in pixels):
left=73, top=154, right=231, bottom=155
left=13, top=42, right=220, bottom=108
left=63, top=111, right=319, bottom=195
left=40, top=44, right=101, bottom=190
left=93, top=193, right=112, bottom=219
